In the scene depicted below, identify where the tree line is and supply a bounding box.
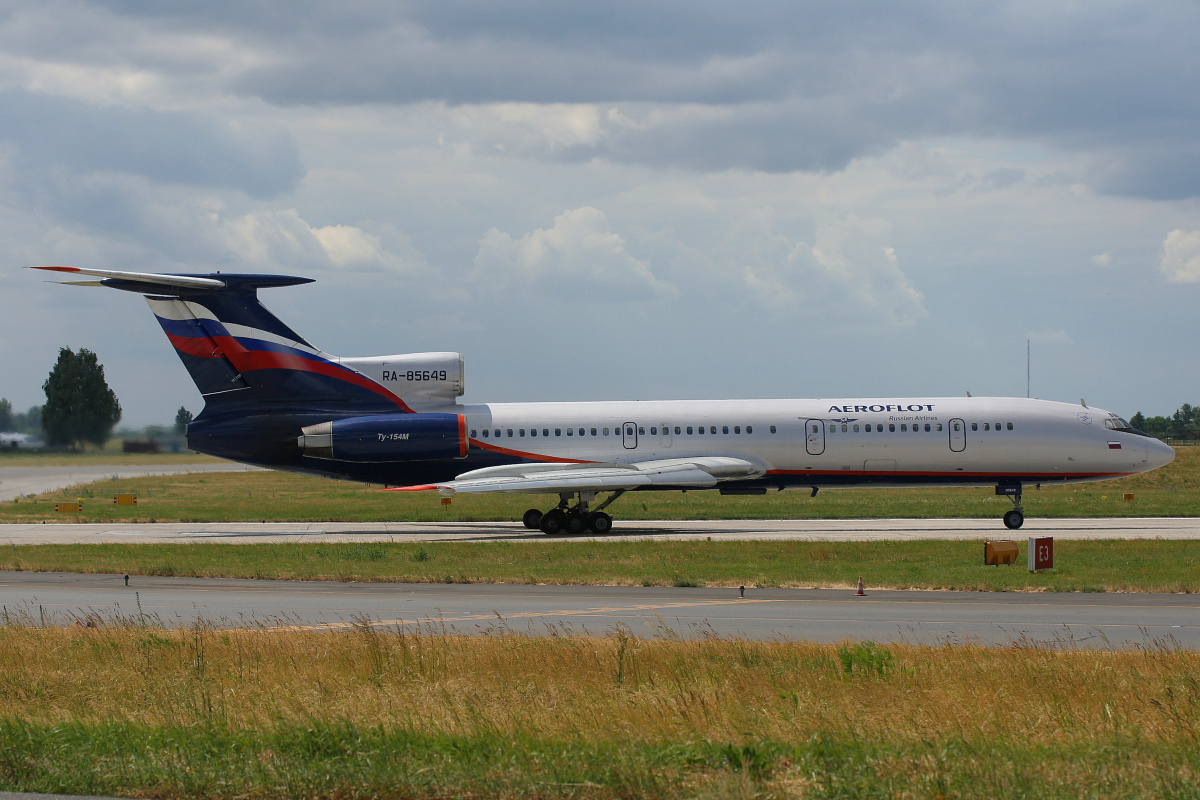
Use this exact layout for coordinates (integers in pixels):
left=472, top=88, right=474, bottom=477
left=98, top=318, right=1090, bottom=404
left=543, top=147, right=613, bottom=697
left=1130, top=404, right=1199, bottom=443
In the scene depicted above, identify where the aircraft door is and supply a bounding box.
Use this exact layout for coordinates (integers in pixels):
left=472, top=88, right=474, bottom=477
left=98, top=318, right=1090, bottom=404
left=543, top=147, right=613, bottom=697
left=949, top=418, right=966, bottom=452
left=622, top=422, right=638, bottom=449
left=805, top=419, right=825, bottom=455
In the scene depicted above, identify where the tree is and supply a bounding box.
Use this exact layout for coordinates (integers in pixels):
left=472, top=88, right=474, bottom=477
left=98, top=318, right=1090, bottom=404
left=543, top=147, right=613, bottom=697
left=175, top=406, right=193, bottom=434
left=0, top=398, right=12, bottom=432
left=41, top=347, right=122, bottom=450
left=1129, top=411, right=1146, bottom=431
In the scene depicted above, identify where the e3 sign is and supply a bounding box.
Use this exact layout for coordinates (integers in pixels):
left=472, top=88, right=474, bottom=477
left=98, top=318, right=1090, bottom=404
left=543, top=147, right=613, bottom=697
left=1028, top=536, right=1054, bottom=572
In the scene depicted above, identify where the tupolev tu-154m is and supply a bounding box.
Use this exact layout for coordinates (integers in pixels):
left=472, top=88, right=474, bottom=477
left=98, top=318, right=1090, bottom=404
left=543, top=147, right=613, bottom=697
left=34, top=266, right=1175, bottom=534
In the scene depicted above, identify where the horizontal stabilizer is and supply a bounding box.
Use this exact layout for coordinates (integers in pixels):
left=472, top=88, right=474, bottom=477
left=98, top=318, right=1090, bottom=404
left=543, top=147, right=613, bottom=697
left=32, top=266, right=226, bottom=290
left=30, top=266, right=313, bottom=295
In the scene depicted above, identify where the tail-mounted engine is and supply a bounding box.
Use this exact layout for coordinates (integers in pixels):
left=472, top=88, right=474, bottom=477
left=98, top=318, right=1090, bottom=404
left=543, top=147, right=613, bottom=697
left=298, top=413, right=468, bottom=462
left=338, top=352, right=464, bottom=408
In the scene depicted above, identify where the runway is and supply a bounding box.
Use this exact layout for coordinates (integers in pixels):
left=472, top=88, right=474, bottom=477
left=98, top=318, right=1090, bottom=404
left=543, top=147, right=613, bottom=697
left=1, top=570, right=1197, bottom=649
left=1, top=516, right=1199, bottom=544
left=0, top=462, right=261, bottom=501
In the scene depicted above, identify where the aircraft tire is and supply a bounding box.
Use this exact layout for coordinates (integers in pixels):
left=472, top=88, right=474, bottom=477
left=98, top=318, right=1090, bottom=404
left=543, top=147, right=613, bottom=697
left=588, top=512, right=613, bottom=534
left=539, top=509, right=566, bottom=535
left=522, top=508, right=543, bottom=529
left=565, top=513, right=589, bottom=535
left=1003, top=509, right=1024, bottom=530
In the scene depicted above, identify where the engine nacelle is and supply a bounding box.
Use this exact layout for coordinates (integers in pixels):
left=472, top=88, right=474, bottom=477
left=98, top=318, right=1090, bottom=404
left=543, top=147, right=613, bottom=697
left=298, top=413, right=467, bottom=462
left=338, top=352, right=464, bottom=408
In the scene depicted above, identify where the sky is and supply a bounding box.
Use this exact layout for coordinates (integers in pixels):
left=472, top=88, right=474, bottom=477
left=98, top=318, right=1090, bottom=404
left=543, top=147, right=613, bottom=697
left=1, top=0, right=1198, bottom=427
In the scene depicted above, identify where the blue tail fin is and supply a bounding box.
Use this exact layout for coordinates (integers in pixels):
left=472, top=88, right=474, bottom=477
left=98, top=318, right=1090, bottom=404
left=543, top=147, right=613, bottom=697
left=33, top=267, right=414, bottom=415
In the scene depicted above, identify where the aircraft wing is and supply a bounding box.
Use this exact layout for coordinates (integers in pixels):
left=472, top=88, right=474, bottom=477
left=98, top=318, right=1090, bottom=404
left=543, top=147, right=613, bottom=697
left=391, top=456, right=769, bottom=496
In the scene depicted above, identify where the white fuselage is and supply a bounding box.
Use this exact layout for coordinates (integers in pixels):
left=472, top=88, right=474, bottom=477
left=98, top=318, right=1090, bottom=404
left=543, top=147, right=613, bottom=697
left=454, top=396, right=1174, bottom=488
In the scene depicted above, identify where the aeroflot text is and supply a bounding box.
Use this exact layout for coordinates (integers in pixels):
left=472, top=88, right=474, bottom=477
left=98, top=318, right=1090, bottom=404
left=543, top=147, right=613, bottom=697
left=828, top=404, right=935, bottom=413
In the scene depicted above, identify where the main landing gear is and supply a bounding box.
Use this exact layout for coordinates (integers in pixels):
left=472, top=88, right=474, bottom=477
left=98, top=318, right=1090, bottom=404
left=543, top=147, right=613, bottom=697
left=522, top=490, right=626, bottom=535
left=1000, top=484, right=1025, bottom=530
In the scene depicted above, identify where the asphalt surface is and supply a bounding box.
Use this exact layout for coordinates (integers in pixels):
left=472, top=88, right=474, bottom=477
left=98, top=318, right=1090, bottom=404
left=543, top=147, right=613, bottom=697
left=2, top=570, right=1197, bottom=649
left=1, top=516, right=1199, bottom=544
left=0, top=462, right=261, bottom=501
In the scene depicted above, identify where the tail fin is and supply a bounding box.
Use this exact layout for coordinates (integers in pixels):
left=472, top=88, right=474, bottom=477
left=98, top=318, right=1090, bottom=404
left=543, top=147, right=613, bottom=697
left=33, top=267, right=414, bottom=415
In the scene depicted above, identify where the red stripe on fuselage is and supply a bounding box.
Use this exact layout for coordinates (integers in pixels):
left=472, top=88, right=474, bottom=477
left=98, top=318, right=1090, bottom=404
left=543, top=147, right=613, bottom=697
left=164, top=330, right=415, bottom=413
left=765, top=469, right=1135, bottom=479
left=469, top=439, right=592, bottom=463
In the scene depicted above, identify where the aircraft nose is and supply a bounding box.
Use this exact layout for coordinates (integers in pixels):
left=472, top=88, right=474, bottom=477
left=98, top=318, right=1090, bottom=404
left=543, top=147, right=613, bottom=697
left=1146, top=438, right=1176, bottom=471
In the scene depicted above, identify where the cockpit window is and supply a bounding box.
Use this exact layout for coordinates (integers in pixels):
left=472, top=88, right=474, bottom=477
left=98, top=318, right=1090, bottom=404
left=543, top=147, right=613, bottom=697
left=1105, top=417, right=1133, bottom=430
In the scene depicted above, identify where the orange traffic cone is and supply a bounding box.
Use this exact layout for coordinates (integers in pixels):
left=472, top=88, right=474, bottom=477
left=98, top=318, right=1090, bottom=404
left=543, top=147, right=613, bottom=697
left=855, top=577, right=866, bottom=596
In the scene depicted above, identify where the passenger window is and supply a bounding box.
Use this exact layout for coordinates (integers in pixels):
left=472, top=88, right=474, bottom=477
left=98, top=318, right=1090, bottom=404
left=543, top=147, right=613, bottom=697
left=841, top=424, right=848, bottom=432
left=865, top=424, right=872, bottom=432
left=901, top=424, right=907, bottom=432
left=603, top=427, right=609, bottom=436
left=983, top=423, right=990, bottom=431
left=470, top=429, right=477, bottom=438
left=994, top=422, right=1000, bottom=431
left=1007, top=422, right=1014, bottom=430
left=734, top=426, right=741, bottom=434
left=494, top=429, right=501, bottom=438
left=591, top=428, right=597, bottom=436
left=953, top=423, right=960, bottom=432
left=924, top=424, right=931, bottom=432
left=531, top=429, right=537, bottom=437
left=722, top=426, right=729, bottom=434
left=567, top=428, right=573, bottom=436
left=639, top=427, right=645, bottom=435
left=687, top=426, right=693, bottom=434
left=519, top=429, right=525, bottom=437
left=853, top=424, right=860, bottom=432
left=770, top=425, right=777, bottom=434
left=889, top=423, right=895, bottom=432
left=675, top=426, right=681, bottom=434
left=971, top=423, right=978, bottom=431
left=746, top=425, right=753, bottom=434
left=651, top=427, right=657, bottom=435
left=507, top=429, right=513, bottom=437
left=829, top=426, right=835, bottom=435
left=481, top=429, right=488, bottom=438
left=543, top=429, right=550, bottom=437
left=698, top=426, right=705, bottom=434
left=937, top=423, right=943, bottom=432
left=710, top=426, right=717, bottom=434
left=555, top=428, right=562, bottom=436
left=625, top=426, right=633, bottom=436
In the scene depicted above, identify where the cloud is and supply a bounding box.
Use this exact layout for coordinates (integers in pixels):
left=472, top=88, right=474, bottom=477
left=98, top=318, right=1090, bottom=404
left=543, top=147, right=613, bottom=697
left=0, top=89, right=303, bottom=197
left=736, top=215, right=926, bottom=324
left=472, top=207, right=671, bottom=297
left=1091, top=252, right=1112, bottom=268
left=1159, top=229, right=1200, bottom=283
left=1026, top=329, right=1074, bottom=346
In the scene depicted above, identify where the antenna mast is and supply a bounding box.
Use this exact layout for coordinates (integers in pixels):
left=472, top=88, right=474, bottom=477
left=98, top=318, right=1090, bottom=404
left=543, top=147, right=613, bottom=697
left=1026, top=339, right=1031, bottom=398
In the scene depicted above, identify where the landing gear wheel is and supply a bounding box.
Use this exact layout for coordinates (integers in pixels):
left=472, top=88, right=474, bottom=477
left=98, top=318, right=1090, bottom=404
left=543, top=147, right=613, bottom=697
left=587, top=511, right=613, bottom=534
left=522, top=508, right=543, bottom=530
left=1003, top=509, right=1024, bottom=530
left=565, top=513, right=589, bottom=535
left=539, top=508, right=566, bottom=535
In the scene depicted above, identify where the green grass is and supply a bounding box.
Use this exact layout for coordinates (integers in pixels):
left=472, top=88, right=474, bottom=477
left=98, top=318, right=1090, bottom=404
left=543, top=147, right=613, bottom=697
left=3, top=626, right=1200, bottom=799
left=4, top=538, right=1200, bottom=591
left=1, top=441, right=1198, bottom=522
left=4, top=721, right=1198, bottom=800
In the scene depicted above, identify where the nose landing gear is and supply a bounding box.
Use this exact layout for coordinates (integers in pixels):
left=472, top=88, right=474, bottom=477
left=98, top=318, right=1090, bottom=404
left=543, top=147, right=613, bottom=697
left=522, top=489, right=626, bottom=535
left=998, top=483, right=1024, bottom=529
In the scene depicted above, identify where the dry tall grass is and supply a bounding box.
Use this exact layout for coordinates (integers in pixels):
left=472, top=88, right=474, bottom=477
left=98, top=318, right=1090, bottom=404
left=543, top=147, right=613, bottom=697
left=2, top=622, right=1197, bottom=750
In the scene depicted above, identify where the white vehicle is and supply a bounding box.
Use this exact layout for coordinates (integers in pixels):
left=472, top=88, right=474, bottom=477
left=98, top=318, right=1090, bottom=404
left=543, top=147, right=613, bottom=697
left=36, top=265, right=1175, bottom=534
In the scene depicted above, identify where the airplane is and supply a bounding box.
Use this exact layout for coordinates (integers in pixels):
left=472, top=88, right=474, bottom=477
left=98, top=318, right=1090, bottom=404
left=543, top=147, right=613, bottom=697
left=33, top=266, right=1176, bottom=534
